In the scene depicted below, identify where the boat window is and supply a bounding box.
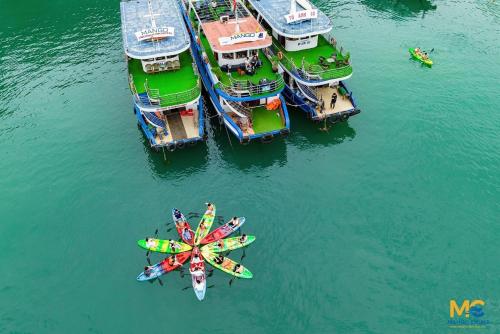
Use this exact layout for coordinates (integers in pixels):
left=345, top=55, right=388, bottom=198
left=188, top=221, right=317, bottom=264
left=214, top=52, right=219, bottom=61
left=222, top=53, right=234, bottom=59
left=287, top=37, right=299, bottom=41
left=156, top=56, right=166, bottom=61
left=235, top=51, right=248, bottom=59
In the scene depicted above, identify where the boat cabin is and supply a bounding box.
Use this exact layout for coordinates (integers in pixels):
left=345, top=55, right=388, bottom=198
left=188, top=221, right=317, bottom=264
left=248, top=0, right=332, bottom=52
left=121, top=0, right=191, bottom=70
left=199, top=8, right=271, bottom=71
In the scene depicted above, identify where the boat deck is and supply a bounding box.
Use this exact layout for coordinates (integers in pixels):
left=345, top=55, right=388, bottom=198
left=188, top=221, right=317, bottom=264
left=227, top=105, right=285, bottom=136
left=153, top=114, right=200, bottom=144
left=315, top=86, right=355, bottom=118
left=199, top=33, right=279, bottom=87
left=128, top=50, right=200, bottom=107
left=275, top=35, right=353, bottom=81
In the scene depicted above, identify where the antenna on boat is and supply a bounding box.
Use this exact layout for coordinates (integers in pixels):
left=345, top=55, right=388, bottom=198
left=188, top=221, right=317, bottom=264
left=290, top=0, right=297, bottom=15
left=233, top=0, right=240, bottom=33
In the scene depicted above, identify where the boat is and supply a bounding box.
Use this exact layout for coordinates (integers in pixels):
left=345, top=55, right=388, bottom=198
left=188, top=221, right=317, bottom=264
left=201, top=235, right=255, bottom=253
left=137, top=238, right=192, bottom=253
left=409, top=48, right=433, bottom=66
left=172, top=208, right=195, bottom=245
left=246, top=0, right=361, bottom=122
left=120, top=0, right=205, bottom=151
left=202, top=250, right=253, bottom=278
left=180, top=0, right=291, bottom=144
left=189, top=247, right=207, bottom=301
left=194, top=203, right=216, bottom=245
left=200, top=217, right=246, bottom=244
left=137, top=252, right=191, bottom=281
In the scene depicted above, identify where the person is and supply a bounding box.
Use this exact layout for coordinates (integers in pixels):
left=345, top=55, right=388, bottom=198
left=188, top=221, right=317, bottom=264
left=170, top=240, right=180, bottom=251
left=330, top=92, right=337, bottom=109
left=217, top=240, right=224, bottom=249
left=173, top=209, right=182, bottom=220
left=233, top=264, right=243, bottom=274
left=171, top=255, right=181, bottom=266
left=144, top=266, right=153, bottom=277
left=176, top=220, right=185, bottom=228
left=146, top=238, right=157, bottom=248
left=182, top=227, right=192, bottom=241
left=239, top=234, right=248, bottom=243
left=214, top=255, right=224, bottom=265
left=422, top=52, right=429, bottom=60
left=168, top=257, right=176, bottom=266
left=205, top=202, right=214, bottom=214
left=228, top=217, right=239, bottom=227
left=192, top=253, right=202, bottom=264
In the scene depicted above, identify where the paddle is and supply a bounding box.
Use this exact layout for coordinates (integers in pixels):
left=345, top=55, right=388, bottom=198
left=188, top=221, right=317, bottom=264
left=182, top=286, right=191, bottom=291
left=157, top=277, right=164, bottom=286
left=207, top=285, right=215, bottom=289
left=240, top=249, right=246, bottom=261
left=229, top=278, right=235, bottom=287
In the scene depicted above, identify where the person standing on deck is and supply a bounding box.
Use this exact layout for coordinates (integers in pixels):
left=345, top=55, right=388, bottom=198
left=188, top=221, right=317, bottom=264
left=330, top=92, right=337, bottom=109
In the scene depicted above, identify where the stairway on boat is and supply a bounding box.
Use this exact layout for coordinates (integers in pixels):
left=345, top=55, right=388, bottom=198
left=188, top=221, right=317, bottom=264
left=296, top=81, right=318, bottom=103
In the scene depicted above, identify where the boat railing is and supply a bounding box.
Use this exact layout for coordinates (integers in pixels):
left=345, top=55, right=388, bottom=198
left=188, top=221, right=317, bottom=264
left=270, top=41, right=352, bottom=82
left=218, top=74, right=284, bottom=97
left=141, top=78, right=200, bottom=107
left=226, top=100, right=251, bottom=119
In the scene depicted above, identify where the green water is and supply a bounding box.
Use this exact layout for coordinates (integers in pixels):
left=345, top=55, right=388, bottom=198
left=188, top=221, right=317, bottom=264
left=1, top=0, right=499, bottom=333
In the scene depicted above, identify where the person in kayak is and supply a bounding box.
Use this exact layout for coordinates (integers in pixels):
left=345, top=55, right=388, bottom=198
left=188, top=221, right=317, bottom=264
left=169, top=240, right=180, bottom=251
left=144, top=266, right=153, bottom=277
left=233, top=264, right=244, bottom=274
left=182, top=227, right=192, bottom=241
left=216, top=240, right=224, bottom=249
left=214, top=254, right=224, bottom=265
left=239, top=234, right=248, bottom=243
left=192, top=253, right=202, bottom=264
left=228, top=217, right=239, bottom=228
left=145, top=238, right=157, bottom=248
left=205, top=202, right=214, bottom=214
left=173, top=209, right=182, bottom=220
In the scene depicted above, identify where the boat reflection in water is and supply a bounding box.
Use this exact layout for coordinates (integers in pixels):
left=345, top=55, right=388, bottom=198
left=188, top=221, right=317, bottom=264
left=361, top=0, right=437, bottom=18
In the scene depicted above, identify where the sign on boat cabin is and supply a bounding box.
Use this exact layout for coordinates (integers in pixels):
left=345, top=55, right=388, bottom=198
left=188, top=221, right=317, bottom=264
left=135, top=27, right=175, bottom=41
left=285, top=9, right=318, bottom=24
left=219, top=31, right=267, bottom=46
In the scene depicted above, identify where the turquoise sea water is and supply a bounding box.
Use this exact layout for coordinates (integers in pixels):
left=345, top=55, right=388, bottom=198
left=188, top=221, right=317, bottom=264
left=1, top=0, right=499, bottom=333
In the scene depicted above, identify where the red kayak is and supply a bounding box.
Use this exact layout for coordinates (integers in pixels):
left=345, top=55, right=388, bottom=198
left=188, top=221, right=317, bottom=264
left=172, top=208, right=195, bottom=245
left=201, top=217, right=246, bottom=245
left=160, top=252, right=191, bottom=272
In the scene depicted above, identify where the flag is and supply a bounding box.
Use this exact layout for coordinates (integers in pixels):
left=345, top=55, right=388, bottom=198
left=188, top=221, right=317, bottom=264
left=233, top=0, right=237, bottom=12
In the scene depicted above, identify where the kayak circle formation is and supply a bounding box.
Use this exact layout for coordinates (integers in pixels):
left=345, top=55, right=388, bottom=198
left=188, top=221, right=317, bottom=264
left=136, top=203, right=255, bottom=301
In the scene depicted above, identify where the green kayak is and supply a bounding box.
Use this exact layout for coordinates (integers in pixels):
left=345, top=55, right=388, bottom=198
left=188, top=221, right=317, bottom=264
left=200, top=235, right=255, bottom=253
left=409, top=48, right=433, bottom=66
left=194, top=204, right=216, bottom=245
left=137, top=238, right=192, bottom=254
left=203, top=251, right=253, bottom=279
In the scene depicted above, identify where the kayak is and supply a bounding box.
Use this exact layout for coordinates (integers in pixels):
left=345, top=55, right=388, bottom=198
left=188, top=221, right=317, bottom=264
left=409, top=48, right=433, bottom=66
left=172, top=208, right=195, bottom=246
left=136, top=252, right=190, bottom=281
left=201, top=235, right=255, bottom=253
left=202, top=251, right=253, bottom=279
left=137, top=238, right=192, bottom=254
left=194, top=204, right=216, bottom=245
left=189, top=247, right=206, bottom=301
left=200, top=217, right=246, bottom=245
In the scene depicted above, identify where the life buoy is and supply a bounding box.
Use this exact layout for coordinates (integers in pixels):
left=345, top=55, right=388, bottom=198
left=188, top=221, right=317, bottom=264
left=167, top=143, right=176, bottom=152
left=176, top=141, right=185, bottom=149
left=341, top=113, right=349, bottom=122
left=277, top=51, right=283, bottom=60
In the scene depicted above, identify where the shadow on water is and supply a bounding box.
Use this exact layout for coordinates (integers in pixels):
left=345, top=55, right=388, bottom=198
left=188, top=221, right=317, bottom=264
left=142, top=138, right=210, bottom=179
left=361, top=0, right=437, bottom=19
left=286, top=108, right=357, bottom=149
left=212, top=120, right=288, bottom=171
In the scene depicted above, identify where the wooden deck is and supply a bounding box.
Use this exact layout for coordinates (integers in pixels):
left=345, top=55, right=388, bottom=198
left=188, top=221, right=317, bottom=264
left=316, top=86, right=355, bottom=117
